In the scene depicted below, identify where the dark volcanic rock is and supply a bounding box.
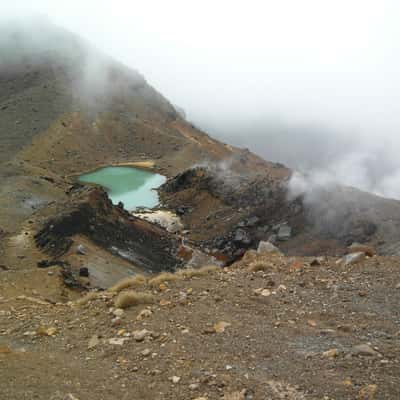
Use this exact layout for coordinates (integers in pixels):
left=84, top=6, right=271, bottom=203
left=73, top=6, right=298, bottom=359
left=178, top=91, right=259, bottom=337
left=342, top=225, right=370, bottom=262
left=233, top=229, right=251, bottom=245
left=35, top=188, right=182, bottom=273
left=160, top=166, right=400, bottom=258
left=79, top=267, right=89, bottom=277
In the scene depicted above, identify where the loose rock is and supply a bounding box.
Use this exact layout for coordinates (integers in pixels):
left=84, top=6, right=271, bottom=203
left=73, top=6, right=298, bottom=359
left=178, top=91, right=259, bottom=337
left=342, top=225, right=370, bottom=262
left=341, top=252, right=365, bottom=266
left=133, top=329, right=151, bottom=342
left=352, top=344, right=378, bottom=357
left=88, top=335, right=100, bottom=350
left=257, top=241, right=281, bottom=255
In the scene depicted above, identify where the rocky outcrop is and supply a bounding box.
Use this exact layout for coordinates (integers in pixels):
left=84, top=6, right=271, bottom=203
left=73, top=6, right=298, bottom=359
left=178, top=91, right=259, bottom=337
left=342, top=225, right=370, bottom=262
left=160, top=165, right=400, bottom=258
left=35, top=187, right=182, bottom=273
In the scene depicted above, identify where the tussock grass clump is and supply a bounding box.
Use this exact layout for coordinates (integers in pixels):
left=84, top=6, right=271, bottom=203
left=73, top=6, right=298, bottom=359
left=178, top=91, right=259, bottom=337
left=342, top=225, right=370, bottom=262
left=177, top=265, right=220, bottom=279
left=108, top=274, right=147, bottom=293
left=74, top=291, right=100, bottom=306
left=148, top=272, right=182, bottom=288
left=114, top=291, right=154, bottom=309
left=248, top=262, right=272, bottom=272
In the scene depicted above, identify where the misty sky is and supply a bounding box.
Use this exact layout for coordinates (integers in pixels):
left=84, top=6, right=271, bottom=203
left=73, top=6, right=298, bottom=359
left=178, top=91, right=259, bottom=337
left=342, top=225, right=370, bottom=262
left=2, top=1, right=400, bottom=198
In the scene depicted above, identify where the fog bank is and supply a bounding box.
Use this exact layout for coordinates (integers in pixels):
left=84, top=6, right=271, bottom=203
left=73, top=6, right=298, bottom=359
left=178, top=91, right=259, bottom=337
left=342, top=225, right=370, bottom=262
left=2, top=1, right=400, bottom=198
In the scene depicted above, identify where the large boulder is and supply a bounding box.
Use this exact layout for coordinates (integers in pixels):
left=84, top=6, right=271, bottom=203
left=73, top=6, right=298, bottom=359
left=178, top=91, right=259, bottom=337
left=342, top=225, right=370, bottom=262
left=277, top=224, right=292, bottom=241
left=257, top=241, right=282, bottom=255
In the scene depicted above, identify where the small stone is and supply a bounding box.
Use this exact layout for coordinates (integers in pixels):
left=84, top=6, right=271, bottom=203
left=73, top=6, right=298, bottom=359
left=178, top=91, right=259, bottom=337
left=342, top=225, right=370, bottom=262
left=260, top=289, right=271, bottom=297
left=46, top=326, right=57, bottom=336
left=307, top=320, right=317, bottom=327
left=352, top=344, right=378, bottom=357
left=342, top=378, right=353, bottom=386
left=108, top=338, right=127, bottom=346
left=310, top=257, right=324, bottom=266
left=79, top=267, right=89, bottom=277
left=320, top=329, right=335, bottom=335
left=76, top=244, right=86, bottom=255
left=133, top=329, right=150, bottom=342
left=189, top=383, right=200, bottom=390
left=170, top=376, right=181, bottom=384
left=141, top=348, right=151, bottom=357
left=159, top=283, right=167, bottom=291
left=337, top=324, right=352, bottom=332
left=88, top=335, right=100, bottom=350
left=113, top=308, right=125, bottom=318
left=36, top=326, right=57, bottom=336
left=322, top=348, right=339, bottom=358
left=137, top=309, right=152, bottom=320
left=203, top=326, right=216, bottom=335
left=111, top=317, right=122, bottom=327
left=213, top=321, right=231, bottom=333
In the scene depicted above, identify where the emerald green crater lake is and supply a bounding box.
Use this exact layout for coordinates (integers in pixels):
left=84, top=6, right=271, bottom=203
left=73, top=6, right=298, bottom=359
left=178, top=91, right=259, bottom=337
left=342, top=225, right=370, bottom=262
left=78, top=166, right=166, bottom=211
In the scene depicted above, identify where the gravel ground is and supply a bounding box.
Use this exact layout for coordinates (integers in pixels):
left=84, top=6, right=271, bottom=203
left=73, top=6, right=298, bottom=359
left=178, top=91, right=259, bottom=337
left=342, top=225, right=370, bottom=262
left=1, top=252, right=399, bottom=399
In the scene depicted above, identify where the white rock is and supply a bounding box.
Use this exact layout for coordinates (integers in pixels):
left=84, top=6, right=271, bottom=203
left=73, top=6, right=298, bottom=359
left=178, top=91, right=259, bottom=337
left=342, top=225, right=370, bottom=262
left=341, top=252, right=365, bottom=266
left=133, top=210, right=183, bottom=233
left=257, top=241, right=282, bottom=255
left=170, top=376, right=181, bottom=384
left=133, top=329, right=150, bottom=342
left=76, top=244, right=86, bottom=255
left=113, top=308, right=125, bottom=318
left=141, top=348, right=151, bottom=357
left=108, top=338, right=127, bottom=346
left=189, top=383, right=200, bottom=390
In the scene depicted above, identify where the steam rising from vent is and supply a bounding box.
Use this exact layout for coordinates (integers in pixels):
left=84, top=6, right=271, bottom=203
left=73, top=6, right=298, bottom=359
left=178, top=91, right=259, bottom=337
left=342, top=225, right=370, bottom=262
left=288, top=152, right=400, bottom=202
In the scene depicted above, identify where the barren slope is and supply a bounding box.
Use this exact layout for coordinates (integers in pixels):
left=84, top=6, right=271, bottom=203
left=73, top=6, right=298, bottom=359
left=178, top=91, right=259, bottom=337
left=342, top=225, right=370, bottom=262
left=1, top=252, right=399, bottom=399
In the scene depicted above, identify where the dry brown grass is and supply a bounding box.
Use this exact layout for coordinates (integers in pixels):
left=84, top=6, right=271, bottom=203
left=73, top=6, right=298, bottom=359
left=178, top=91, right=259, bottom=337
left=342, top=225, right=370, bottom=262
left=114, top=291, right=154, bottom=309
left=74, top=291, right=100, bottom=306
left=108, top=274, right=147, bottom=293
left=248, top=261, right=273, bottom=272
left=177, top=265, right=220, bottom=279
left=148, top=272, right=182, bottom=287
